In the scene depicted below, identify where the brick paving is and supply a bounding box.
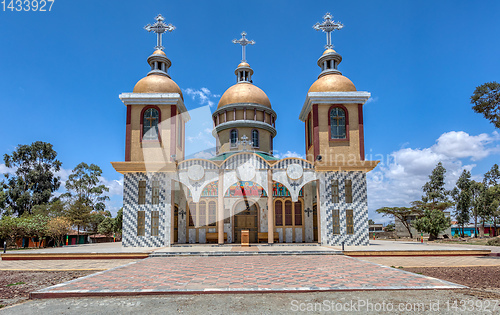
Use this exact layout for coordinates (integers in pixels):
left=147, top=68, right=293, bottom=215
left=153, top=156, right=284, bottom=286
left=32, top=255, right=464, bottom=298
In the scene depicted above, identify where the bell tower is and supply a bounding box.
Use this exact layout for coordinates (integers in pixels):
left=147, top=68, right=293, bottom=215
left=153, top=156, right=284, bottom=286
left=299, top=13, right=375, bottom=170
left=113, top=15, right=190, bottom=173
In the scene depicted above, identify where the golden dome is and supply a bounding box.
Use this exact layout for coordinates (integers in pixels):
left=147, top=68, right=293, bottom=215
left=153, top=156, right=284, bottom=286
left=308, top=74, right=356, bottom=93
left=323, top=49, right=337, bottom=55
left=218, top=82, right=271, bottom=109
left=153, top=49, right=166, bottom=56
left=238, top=62, right=250, bottom=68
left=133, top=74, right=183, bottom=98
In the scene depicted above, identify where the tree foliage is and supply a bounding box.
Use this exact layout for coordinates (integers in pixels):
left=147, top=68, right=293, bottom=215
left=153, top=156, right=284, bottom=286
left=471, top=81, right=500, bottom=129
left=64, top=198, right=91, bottom=235
left=98, top=217, right=115, bottom=237
left=376, top=206, right=417, bottom=238
left=413, top=208, right=451, bottom=241
left=46, top=217, right=72, bottom=247
left=63, top=163, right=109, bottom=211
left=2, top=141, right=61, bottom=216
left=422, top=162, right=450, bottom=208
left=452, top=170, right=472, bottom=236
left=114, top=208, right=123, bottom=235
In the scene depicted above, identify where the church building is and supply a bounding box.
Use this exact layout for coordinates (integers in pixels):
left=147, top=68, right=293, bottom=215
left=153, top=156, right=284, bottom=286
left=111, top=14, right=378, bottom=247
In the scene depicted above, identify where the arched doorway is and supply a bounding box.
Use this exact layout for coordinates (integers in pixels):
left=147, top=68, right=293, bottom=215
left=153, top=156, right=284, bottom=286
left=233, top=200, right=259, bottom=243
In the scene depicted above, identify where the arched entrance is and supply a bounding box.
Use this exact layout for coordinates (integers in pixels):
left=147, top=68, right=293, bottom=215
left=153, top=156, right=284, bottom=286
left=233, top=200, right=259, bottom=243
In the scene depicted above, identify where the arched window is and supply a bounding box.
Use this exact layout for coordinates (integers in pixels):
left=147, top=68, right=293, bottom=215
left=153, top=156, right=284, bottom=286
left=329, top=107, right=346, bottom=139
left=230, top=129, right=238, bottom=147
left=143, top=108, right=159, bottom=140
left=252, top=129, right=259, bottom=148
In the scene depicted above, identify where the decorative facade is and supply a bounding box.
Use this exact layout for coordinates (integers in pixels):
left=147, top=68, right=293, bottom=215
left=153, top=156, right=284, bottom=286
left=112, top=13, right=378, bottom=247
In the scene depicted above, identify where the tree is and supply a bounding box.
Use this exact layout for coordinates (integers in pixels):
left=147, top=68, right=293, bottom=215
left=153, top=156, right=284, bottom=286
left=46, top=217, right=72, bottom=247
left=87, top=210, right=111, bottom=236
left=413, top=208, right=452, bottom=241
left=2, top=141, right=62, bottom=216
left=63, top=163, right=109, bottom=211
left=470, top=180, right=485, bottom=237
left=0, top=216, right=23, bottom=248
left=422, top=162, right=450, bottom=209
left=376, top=207, right=418, bottom=238
left=20, top=214, right=49, bottom=248
left=31, top=199, right=65, bottom=218
left=471, top=82, right=500, bottom=129
left=368, top=219, right=375, bottom=225
left=384, top=223, right=395, bottom=232
left=64, top=198, right=91, bottom=235
left=98, top=217, right=115, bottom=237
left=452, top=170, right=472, bottom=237
left=114, top=208, right=123, bottom=235
left=63, top=163, right=109, bottom=234
left=479, top=164, right=500, bottom=237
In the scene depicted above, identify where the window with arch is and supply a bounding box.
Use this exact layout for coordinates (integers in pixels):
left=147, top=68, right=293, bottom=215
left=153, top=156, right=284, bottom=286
left=252, top=129, right=259, bottom=148
left=329, top=107, right=347, bottom=139
left=143, top=108, right=159, bottom=140
left=230, top=129, right=238, bottom=147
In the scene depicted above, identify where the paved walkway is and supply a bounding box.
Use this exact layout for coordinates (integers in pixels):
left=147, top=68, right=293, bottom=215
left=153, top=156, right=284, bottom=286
left=3, top=242, right=158, bottom=254
left=31, top=255, right=464, bottom=298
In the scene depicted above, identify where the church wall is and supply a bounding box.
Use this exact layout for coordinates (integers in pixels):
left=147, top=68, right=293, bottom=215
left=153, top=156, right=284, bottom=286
left=316, top=104, right=361, bottom=164
left=217, top=128, right=272, bottom=154
left=122, top=172, right=173, bottom=247
left=318, top=171, right=369, bottom=246
left=129, top=105, right=174, bottom=162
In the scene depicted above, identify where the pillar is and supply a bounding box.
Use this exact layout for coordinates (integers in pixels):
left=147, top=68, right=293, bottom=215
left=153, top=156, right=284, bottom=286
left=218, top=170, right=224, bottom=245
left=170, top=179, right=175, bottom=245
left=267, top=169, right=274, bottom=244
left=316, top=179, right=321, bottom=244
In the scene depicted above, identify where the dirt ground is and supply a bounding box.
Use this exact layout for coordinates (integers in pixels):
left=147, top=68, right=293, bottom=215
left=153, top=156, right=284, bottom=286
left=0, top=271, right=94, bottom=308
left=405, top=266, right=500, bottom=300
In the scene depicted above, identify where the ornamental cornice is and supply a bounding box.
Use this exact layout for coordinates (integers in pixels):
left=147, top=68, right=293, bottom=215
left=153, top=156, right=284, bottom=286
left=299, top=91, right=371, bottom=121
left=212, top=120, right=277, bottom=137
left=119, top=93, right=190, bottom=121
left=212, top=103, right=277, bottom=118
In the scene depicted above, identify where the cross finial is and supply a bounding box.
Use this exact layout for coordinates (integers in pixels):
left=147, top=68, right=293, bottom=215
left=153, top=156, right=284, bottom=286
left=144, top=14, right=176, bottom=51
left=313, top=13, right=343, bottom=49
left=232, top=32, right=255, bottom=62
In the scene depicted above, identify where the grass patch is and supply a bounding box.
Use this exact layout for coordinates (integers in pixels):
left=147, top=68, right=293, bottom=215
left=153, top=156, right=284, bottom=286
left=6, top=282, right=25, bottom=286
left=0, top=305, right=4, bottom=308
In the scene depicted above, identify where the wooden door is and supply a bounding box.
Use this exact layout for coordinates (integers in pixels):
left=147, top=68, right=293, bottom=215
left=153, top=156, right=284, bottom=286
left=234, top=201, right=258, bottom=243
left=313, top=204, right=318, bottom=242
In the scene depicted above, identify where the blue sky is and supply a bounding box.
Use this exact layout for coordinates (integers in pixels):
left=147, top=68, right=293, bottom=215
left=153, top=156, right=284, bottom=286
left=1, top=1, right=499, bottom=222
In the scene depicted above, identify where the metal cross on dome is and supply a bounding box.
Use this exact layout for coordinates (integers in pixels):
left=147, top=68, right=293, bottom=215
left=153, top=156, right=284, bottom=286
left=313, top=13, right=343, bottom=49
left=144, top=14, right=176, bottom=51
left=232, top=32, right=255, bottom=62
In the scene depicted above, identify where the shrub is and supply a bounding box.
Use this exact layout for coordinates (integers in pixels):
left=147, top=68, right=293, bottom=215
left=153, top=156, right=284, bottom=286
left=486, top=238, right=500, bottom=246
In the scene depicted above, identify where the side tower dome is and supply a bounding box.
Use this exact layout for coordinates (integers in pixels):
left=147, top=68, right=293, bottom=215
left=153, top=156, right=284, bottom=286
left=212, top=32, right=277, bottom=156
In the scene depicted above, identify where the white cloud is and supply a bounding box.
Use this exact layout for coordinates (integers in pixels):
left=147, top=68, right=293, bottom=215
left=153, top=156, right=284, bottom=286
left=0, top=164, right=16, bottom=177
left=365, top=96, right=379, bottom=104
left=432, top=131, right=499, bottom=161
left=99, top=176, right=124, bottom=197
left=184, top=88, right=220, bottom=108
left=367, top=130, right=500, bottom=224
left=273, top=151, right=305, bottom=159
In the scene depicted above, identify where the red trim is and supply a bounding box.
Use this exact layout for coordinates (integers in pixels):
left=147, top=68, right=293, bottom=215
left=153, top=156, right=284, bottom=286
left=358, top=104, right=365, bottom=161
left=328, top=104, right=350, bottom=142
left=312, top=104, right=319, bottom=160
left=125, top=105, right=131, bottom=161
left=170, top=105, right=177, bottom=161
left=140, top=105, right=162, bottom=143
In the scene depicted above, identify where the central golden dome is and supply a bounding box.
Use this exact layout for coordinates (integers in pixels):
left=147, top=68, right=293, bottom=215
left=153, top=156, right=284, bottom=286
left=133, top=74, right=183, bottom=98
left=308, top=73, right=356, bottom=93
left=217, top=82, right=271, bottom=109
